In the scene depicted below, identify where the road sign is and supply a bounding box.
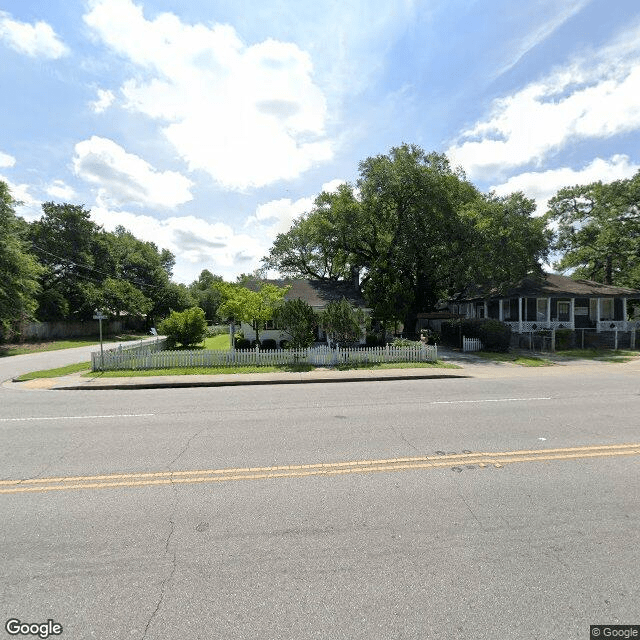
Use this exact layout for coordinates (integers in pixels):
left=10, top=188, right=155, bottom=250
left=93, top=313, right=107, bottom=320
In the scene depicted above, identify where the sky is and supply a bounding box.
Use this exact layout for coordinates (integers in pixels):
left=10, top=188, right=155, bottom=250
left=1, top=0, right=640, bottom=283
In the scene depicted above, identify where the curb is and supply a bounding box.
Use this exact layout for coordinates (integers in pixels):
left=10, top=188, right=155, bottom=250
left=52, top=371, right=471, bottom=390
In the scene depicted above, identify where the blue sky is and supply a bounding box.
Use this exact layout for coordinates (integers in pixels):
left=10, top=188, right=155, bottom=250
left=1, top=0, right=639, bottom=283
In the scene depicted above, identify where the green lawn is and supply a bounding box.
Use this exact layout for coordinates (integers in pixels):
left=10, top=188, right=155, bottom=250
left=555, top=348, right=639, bottom=363
left=203, top=334, right=231, bottom=350
left=475, top=351, right=555, bottom=366
left=0, top=334, right=147, bottom=357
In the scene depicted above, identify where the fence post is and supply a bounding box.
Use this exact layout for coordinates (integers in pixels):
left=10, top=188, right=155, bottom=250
left=551, top=329, right=556, bottom=352
left=632, top=328, right=636, bottom=350
left=614, top=329, right=618, bottom=351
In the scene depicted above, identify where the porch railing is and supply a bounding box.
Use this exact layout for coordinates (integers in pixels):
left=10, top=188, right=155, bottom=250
left=596, top=320, right=640, bottom=332
left=506, top=321, right=574, bottom=332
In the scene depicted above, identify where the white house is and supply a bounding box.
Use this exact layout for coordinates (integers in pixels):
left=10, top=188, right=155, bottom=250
left=238, top=279, right=371, bottom=346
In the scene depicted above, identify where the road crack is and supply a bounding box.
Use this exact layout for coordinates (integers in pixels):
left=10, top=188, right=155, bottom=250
left=142, top=433, right=197, bottom=639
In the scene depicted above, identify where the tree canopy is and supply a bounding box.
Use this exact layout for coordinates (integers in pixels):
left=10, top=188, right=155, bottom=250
left=264, top=144, right=548, bottom=330
left=546, top=171, right=640, bottom=288
left=216, top=281, right=289, bottom=344
left=0, top=181, right=41, bottom=339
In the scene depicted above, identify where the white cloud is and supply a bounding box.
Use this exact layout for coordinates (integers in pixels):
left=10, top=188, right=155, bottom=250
left=45, top=180, right=77, bottom=201
left=91, top=88, right=115, bottom=113
left=0, top=150, right=15, bottom=168
left=0, top=173, right=40, bottom=220
left=84, top=0, right=332, bottom=190
left=245, top=196, right=313, bottom=236
left=73, top=136, right=193, bottom=209
left=491, top=154, right=640, bottom=214
left=448, top=21, right=640, bottom=180
left=90, top=206, right=267, bottom=283
left=0, top=11, right=69, bottom=59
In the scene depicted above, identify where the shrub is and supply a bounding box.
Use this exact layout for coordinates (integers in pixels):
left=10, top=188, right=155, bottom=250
left=158, top=307, right=207, bottom=348
left=366, top=333, right=384, bottom=347
left=555, top=328, right=573, bottom=350
left=392, top=337, right=420, bottom=347
left=420, top=329, right=441, bottom=345
left=272, top=299, right=317, bottom=348
left=234, top=337, right=251, bottom=349
left=207, top=324, right=228, bottom=337
left=261, top=339, right=277, bottom=350
left=279, top=339, right=290, bottom=349
left=250, top=339, right=260, bottom=348
left=477, top=319, right=511, bottom=352
left=441, top=318, right=511, bottom=351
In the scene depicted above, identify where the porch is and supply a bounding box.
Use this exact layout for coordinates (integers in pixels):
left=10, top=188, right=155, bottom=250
left=461, top=296, right=637, bottom=334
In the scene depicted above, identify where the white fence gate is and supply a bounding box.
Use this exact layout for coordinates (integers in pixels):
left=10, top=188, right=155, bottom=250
left=463, top=336, right=483, bottom=352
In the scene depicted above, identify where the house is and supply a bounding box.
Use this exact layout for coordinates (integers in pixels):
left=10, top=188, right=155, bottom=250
left=239, top=279, right=371, bottom=346
left=448, top=273, right=640, bottom=348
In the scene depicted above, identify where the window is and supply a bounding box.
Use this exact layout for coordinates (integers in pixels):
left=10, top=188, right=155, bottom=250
left=589, top=299, right=614, bottom=320
left=558, top=301, right=570, bottom=321
left=537, top=298, right=548, bottom=321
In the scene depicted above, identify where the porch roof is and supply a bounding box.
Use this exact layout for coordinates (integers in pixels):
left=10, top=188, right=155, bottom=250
left=453, top=273, right=640, bottom=302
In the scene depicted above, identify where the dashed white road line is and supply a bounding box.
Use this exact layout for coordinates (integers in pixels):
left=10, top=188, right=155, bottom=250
left=0, top=413, right=154, bottom=422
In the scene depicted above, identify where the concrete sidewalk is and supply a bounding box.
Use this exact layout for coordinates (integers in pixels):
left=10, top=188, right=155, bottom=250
left=9, top=351, right=640, bottom=391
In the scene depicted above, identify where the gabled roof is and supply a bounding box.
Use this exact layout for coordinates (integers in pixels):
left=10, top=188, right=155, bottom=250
left=453, top=273, right=640, bottom=301
left=244, top=278, right=369, bottom=308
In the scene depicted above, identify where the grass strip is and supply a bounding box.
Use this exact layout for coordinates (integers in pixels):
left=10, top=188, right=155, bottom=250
left=83, top=360, right=458, bottom=378
left=14, top=362, right=92, bottom=381
left=1, top=334, right=147, bottom=357
left=475, top=351, right=554, bottom=366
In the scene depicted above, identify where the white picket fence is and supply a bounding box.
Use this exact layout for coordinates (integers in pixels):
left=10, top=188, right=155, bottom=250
left=91, top=343, right=438, bottom=371
left=463, top=336, right=483, bottom=352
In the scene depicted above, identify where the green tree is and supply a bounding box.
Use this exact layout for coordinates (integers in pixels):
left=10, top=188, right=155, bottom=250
left=189, top=269, right=224, bottom=322
left=273, top=298, right=317, bottom=347
left=0, top=181, right=41, bottom=340
left=92, top=278, right=153, bottom=318
left=546, top=172, right=640, bottom=287
left=321, top=298, right=367, bottom=346
left=29, top=202, right=100, bottom=320
left=158, top=307, right=207, bottom=348
left=216, top=281, right=289, bottom=345
left=264, top=144, right=549, bottom=333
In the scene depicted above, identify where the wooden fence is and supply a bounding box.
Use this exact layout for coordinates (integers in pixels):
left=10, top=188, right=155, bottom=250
left=91, top=343, right=438, bottom=371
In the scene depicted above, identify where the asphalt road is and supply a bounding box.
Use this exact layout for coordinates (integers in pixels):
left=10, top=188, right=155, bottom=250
left=1, top=348, right=639, bottom=639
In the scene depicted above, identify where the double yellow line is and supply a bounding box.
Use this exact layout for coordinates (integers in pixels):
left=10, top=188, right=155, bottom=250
left=1, top=443, right=639, bottom=495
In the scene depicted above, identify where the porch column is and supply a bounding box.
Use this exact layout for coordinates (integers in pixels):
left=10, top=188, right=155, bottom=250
left=518, top=297, right=523, bottom=333
left=546, top=297, right=551, bottom=327
left=623, top=297, right=628, bottom=322
left=484, top=300, right=488, bottom=319
left=499, top=299, right=504, bottom=322
left=596, top=298, right=601, bottom=331
left=570, top=298, right=575, bottom=328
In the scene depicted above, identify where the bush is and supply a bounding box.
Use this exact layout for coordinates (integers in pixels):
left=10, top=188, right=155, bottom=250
left=279, top=339, right=290, bottom=349
left=420, top=329, right=441, bottom=345
left=391, top=337, right=420, bottom=347
left=159, top=307, right=207, bottom=348
left=207, top=324, right=228, bottom=337
left=478, top=319, right=511, bottom=352
left=234, top=337, right=251, bottom=349
left=555, top=328, right=573, bottom=350
left=261, top=339, right=277, bottom=350
left=441, top=318, right=511, bottom=352
left=366, top=333, right=384, bottom=347
left=250, top=340, right=260, bottom=348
